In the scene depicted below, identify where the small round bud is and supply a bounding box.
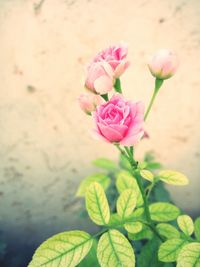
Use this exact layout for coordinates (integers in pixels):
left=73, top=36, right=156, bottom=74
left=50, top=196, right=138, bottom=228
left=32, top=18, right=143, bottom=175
left=148, top=49, right=179, bottom=80
left=78, top=93, right=103, bottom=115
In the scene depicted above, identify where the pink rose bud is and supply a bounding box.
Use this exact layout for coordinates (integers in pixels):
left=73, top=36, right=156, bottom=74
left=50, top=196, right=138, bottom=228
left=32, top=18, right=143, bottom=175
left=148, top=49, right=179, bottom=80
left=94, top=44, right=130, bottom=78
left=85, top=61, right=114, bottom=94
left=93, top=94, right=144, bottom=146
left=78, top=93, right=104, bottom=115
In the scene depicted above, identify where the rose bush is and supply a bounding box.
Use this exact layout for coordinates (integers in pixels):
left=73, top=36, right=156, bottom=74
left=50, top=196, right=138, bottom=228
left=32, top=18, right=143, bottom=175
left=29, top=45, right=200, bottom=267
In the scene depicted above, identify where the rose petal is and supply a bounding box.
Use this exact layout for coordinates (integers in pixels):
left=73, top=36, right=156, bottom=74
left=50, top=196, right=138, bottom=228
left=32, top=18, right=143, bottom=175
left=97, top=123, right=123, bottom=142
left=130, top=102, right=145, bottom=122
left=109, top=124, right=128, bottom=137
left=120, top=130, right=144, bottom=146
left=94, top=75, right=113, bottom=94
left=114, top=61, right=130, bottom=77
left=91, top=129, right=110, bottom=143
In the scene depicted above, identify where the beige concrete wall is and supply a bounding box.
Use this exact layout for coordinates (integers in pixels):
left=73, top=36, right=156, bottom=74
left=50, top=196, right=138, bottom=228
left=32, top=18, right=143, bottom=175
left=0, top=0, right=200, bottom=242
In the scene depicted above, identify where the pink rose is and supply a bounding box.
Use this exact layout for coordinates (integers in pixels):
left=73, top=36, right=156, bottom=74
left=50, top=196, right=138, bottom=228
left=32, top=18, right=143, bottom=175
left=148, top=49, right=179, bottom=80
left=94, top=44, right=130, bottom=78
left=93, top=94, right=144, bottom=146
left=78, top=93, right=104, bottom=115
left=85, top=61, right=114, bottom=94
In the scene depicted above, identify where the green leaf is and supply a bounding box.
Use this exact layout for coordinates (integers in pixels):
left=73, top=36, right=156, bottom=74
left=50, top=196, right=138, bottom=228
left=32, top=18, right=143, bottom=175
left=28, top=231, right=93, bottom=267
left=108, top=213, right=122, bottom=227
left=138, top=161, right=148, bottom=170
left=132, top=207, right=144, bottom=218
left=109, top=208, right=144, bottom=229
left=147, top=162, right=162, bottom=170
left=116, top=170, right=143, bottom=206
left=138, top=238, right=162, bottom=267
left=92, top=158, right=117, bottom=171
left=140, top=170, right=154, bottom=182
left=86, top=182, right=110, bottom=225
left=158, top=238, right=188, bottom=262
left=128, top=225, right=153, bottom=241
left=76, top=173, right=111, bottom=197
left=149, top=202, right=180, bottom=222
left=124, top=222, right=143, bottom=234
left=194, top=217, right=200, bottom=241
left=78, top=239, right=99, bottom=267
left=153, top=182, right=171, bottom=202
left=97, top=229, right=135, bottom=267
left=177, top=242, right=200, bottom=267
left=117, top=189, right=137, bottom=219
left=116, top=170, right=135, bottom=193
left=158, top=170, right=188, bottom=186
left=144, top=152, right=162, bottom=170
left=156, top=223, right=180, bottom=239
left=144, top=151, right=156, bottom=162
left=177, top=215, right=194, bottom=236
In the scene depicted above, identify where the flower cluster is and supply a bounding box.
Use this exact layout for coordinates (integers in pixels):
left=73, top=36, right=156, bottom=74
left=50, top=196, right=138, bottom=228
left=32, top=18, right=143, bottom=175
left=79, top=44, right=178, bottom=147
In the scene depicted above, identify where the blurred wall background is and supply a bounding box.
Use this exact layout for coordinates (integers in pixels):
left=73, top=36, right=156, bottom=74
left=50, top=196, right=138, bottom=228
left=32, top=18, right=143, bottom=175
left=0, top=0, right=200, bottom=265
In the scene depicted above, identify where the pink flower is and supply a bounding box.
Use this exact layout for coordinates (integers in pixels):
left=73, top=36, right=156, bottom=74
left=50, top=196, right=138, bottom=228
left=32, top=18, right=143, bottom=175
left=85, top=61, right=114, bottom=94
left=94, top=44, right=130, bottom=78
left=148, top=49, right=179, bottom=80
left=78, top=93, right=104, bottom=115
left=93, top=94, right=144, bottom=146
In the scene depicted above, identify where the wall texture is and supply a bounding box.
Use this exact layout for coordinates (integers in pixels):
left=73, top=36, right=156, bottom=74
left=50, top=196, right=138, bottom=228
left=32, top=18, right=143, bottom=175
left=0, top=0, right=200, bottom=249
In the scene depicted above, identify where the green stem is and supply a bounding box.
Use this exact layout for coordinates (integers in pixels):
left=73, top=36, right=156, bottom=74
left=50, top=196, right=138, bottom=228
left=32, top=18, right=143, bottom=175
left=145, top=222, right=164, bottom=241
left=144, top=78, right=164, bottom=121
left=134, top=170, right=151, bottom=222
left=115, top=145, right=130, bottom=162
left=93, top=228, right=108, bottom=238
left=114, top=78, right=122, bottom=93
left=124, top=147, right=164, bottom=242
left=92, top=216, right=163, bottom=241
left=101, top=93, right=109, bottom=101
left=146, top=182, right=156, bottom=199
left=130, top=146, right=133, bottom=157
left=125, top=150, right=151, bottom=222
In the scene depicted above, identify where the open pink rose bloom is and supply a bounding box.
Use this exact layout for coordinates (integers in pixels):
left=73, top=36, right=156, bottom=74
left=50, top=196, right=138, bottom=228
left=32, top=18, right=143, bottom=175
left=93, top=94, right=144, bottom=146
left=93, top=44, right=130, bottom=78
left=85, top=44, right=130, bottom=94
